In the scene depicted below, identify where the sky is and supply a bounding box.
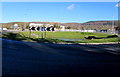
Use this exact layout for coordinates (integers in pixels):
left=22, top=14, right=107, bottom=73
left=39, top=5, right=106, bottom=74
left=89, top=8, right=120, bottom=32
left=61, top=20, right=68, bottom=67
left=2, top=2, right=119, bottom=23
left=1, top=0, right=119, bottom=2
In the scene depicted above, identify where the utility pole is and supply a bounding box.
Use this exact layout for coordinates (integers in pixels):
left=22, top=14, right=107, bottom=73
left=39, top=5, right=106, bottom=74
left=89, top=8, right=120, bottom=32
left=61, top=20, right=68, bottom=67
left=38, top=27, right=40, bottom=38
left=112, top=16, right=115, bottom=34
left=24, top=14, right=27, bottom=31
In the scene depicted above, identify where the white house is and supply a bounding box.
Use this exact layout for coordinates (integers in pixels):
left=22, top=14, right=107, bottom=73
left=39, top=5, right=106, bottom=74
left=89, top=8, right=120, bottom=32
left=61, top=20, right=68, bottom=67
left=60, top=26, right=65, bottom=31
left=81, top=30, right=96, bottom=32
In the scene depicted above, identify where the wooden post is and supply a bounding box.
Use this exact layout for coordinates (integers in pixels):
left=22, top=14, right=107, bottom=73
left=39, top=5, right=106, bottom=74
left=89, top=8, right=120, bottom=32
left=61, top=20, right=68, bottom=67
left=29, top=29, right=31, bottom=38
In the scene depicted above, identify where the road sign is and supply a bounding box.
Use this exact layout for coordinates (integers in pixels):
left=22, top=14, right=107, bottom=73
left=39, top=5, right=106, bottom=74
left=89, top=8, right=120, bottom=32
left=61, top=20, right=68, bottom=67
left=29, top=27, right=32, bottom=30
left=50, top=27, right=54, bottom=31
left=41, top=27, right=45, bottom=31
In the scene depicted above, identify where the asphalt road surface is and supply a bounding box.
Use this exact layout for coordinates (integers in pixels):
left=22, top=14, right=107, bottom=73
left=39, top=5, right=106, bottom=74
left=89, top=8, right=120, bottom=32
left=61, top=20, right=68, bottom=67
left=2, top=39, right=120, bottom=77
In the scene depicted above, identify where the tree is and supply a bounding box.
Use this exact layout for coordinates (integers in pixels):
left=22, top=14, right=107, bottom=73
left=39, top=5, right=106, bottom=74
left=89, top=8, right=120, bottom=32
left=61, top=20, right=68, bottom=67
left=54, top=25, right=60, bottom=29
left=80, top=26, right=84, bottom=30
left=66, top=26, right=71, bottom=29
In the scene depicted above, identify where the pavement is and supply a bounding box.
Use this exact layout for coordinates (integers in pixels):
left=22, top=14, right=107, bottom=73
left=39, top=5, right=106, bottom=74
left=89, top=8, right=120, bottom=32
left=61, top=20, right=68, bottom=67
left=1, top=39, right=120, bottom=77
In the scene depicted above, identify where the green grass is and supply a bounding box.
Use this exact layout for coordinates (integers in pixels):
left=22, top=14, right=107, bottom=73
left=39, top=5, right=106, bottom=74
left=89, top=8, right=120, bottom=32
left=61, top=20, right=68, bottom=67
left=1, top=31, right=120, bottom=43
left=20, top=31, right=112, bottom=39
left=72, top=38, right=120, bottom=43
left=1, top=32, right=65, bottom=43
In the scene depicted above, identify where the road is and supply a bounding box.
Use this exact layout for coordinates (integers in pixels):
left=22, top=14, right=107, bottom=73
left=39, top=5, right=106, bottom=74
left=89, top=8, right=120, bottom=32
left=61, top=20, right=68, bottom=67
left=2, top=39, right=120, bottom=77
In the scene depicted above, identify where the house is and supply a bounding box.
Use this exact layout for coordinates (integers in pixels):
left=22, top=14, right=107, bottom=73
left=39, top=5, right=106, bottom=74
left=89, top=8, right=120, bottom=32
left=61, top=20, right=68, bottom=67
left=59, top=26, right=65, bottom=31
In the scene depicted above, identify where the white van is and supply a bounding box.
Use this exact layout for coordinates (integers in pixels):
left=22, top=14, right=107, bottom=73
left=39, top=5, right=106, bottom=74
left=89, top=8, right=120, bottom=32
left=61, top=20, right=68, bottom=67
left=0, top=28, right=2, bottom=33
left=0, top=28, right=7, bottom=32
left=3, top=28, right=7, bottom=31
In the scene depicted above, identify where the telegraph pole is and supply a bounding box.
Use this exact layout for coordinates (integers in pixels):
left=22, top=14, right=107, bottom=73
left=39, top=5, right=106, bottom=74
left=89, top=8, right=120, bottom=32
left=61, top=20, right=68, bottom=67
left=112, top=16, right=115, bottom=34
left=24, top=14, right=27, bottom=31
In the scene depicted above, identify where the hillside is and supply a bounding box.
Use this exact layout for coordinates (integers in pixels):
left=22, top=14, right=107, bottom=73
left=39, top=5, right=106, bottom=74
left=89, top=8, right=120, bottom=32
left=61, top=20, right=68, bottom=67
left=0, top=20, right=118, bottom=30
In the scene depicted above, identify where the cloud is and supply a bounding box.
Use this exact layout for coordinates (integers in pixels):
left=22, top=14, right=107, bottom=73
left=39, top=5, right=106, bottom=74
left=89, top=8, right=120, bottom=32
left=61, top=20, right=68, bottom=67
left=67, top=4, right=75, bottom=10
left=115, top=3, right=120, bottom=7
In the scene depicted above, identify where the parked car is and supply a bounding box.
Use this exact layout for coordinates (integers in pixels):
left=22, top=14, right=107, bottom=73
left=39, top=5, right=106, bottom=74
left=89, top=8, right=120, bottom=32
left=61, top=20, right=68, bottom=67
left=0, top=28, right=7, bottom=33
left=22, top=29, right=25, bottom=31
left=0, top=28, right=2, bottom=33
left=3, top=28, right=7, bottom=31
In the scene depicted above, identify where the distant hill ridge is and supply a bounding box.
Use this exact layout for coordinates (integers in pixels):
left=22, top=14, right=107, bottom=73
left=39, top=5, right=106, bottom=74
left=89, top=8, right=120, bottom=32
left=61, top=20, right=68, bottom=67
left=0, top=20, right=118, bottom=30
left=1, top=20, right=118, bottom=25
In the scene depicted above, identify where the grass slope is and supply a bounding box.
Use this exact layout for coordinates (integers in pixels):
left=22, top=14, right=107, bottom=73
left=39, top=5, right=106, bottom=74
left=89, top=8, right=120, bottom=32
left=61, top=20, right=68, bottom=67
left=20, top=31, right=111, bottom=39
left=1, top=31, right=120, bottom=43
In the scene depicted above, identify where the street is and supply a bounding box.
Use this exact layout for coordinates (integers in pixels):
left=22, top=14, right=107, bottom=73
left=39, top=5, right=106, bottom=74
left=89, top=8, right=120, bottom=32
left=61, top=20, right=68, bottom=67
left=2, top=39, right=120, bottom=77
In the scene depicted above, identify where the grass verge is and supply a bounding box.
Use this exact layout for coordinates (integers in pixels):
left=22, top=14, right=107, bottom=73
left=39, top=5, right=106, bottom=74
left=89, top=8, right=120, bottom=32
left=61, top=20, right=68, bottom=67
left=1, top=32, right=120, bottom=44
